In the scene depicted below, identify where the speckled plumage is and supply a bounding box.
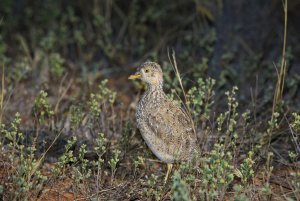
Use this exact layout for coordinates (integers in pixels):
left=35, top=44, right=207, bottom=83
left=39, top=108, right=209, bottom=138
left=131, top=62, right=197, bottom=164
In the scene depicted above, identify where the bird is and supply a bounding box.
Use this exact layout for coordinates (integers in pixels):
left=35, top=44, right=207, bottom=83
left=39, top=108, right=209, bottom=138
left=129, top=61, right=197, bottom=183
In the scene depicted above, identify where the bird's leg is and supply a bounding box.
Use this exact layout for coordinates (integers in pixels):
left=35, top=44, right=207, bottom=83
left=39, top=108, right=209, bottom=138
left=164, top=163, right=173, bottom=184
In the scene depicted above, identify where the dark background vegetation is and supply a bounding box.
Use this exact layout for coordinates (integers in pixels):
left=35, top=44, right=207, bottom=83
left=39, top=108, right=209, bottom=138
left=1, top=0, right=299, bottom=104
left=0, top=0, right=299, bottom=200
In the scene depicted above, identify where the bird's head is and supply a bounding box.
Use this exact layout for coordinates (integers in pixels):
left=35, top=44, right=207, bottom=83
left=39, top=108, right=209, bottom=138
left=129, top=62, right=163, bottom=87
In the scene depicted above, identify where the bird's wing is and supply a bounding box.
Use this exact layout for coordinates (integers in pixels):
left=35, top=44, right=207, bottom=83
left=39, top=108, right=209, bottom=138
left=146, top=99, right=195, bottom=146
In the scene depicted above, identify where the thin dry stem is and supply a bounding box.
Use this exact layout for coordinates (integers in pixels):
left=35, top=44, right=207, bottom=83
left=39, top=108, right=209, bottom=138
left=272, top=0, right=288, bottom=115
left=167, top=49, right=196, bottom=136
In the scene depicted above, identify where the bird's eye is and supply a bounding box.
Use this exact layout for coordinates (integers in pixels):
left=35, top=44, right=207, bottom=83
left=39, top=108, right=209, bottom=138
left=145, top=69, right=149, bottom=73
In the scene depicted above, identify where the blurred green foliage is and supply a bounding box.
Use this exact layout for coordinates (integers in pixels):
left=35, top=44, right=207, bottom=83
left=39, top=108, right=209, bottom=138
left=0, top=0, right=217, bottom=67
left=2, top=0, right=297, bottom=111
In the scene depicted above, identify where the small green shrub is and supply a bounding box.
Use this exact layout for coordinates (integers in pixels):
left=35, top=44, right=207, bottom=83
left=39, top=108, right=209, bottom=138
left=291, top=112, right=300, bottom=132
left=54, top=136, right=77, bottom=177
left=172, top=171, right=191, bottom=201
left=70, top=103, right=85, bottom=129
left=232, top=184, right=249, bottom=201
left=235, top=151, right=255, bottom=185
left=94, top=133, right=107, bottom=162
left=216, top=86, right=239, bottom=148
left=93, top=132, right=108, bottom=187
left=72, top=144, right=91, bottom=192
left=1, top=113, right=22, bottom=161
left=162, top=62, right=181, bottom=94
left=1, top=113, right=47, bottom=200
left=39, top=31, right=56, bottom=51
left=288, top=113, right=300, bottom=199
left=32, top=90, right=54, bottom=124
left=108, top=149, right=121, bottom=182
left=258, top=112, right=280, bottom=153
left=133, top=156, right=145, bottom=175
left=88, top=79, right=116, bottom=119
left=186, top=77, right=215, bottom=123
left=145, top=173, right=163, bottom=200
left=199, top=143, right=235, bottom=200
left=49, top=53, right=65, bottom=77
left=7, top=58, right=31, bottom=83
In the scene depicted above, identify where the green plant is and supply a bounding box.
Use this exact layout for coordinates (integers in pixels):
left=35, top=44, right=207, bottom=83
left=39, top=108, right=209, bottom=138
left=177, top=161, right=197, bottom=184
left=94, top=133, right=107, bottom=164
left=93, top=133, right=107, bottom=189
left=32, top=90, right=54, bottom=125
left=0, top=113, right=47, bottom=200
left=7, top=58, right=31, bottom=83
left=70, top=103, right=85, bottom=129
left=234, top=151, right=255, bottom=185
left=172, top=171, right=191, bottom=201
left=199, top=143, right=235, bottom=200
left=1, top=112, right=22, bottom=161
left=289, top=168, right=300, bottom=200
left=216, top=86, right=239, bottom=150
left=72, top=144, right=92, bottom=193
left=49, top=53, right=65, bottom=77
left=258, top=152, right=274, bottom=200
left=162, top=62, right=181, bottom=94
left=133, top=156, right=145, bottom=175
left=11, top=145, right=47, bottom=200
left=108, top=149, right=121, bottom=182
left=54, top=136, right=77, bottom=177
left=259, top=112, right=280, bottom=152
left=40, top=31, right=57, bottom=51
left=232, top=184, right=249, bottom=201
left=186, top=77, right=215, bottom=123
left=288, top=113, right=300, bottom=199
left=192, top=57, right=209, bottom=79
left=88, top=79, right=116, bottom=119
left=291, top=113, right=300, bottom=132
left=288, top=151, right=300, bottom=199
left=290, top=113, right=300, bottom=157
left=145, top=173, right=163, bottom=200
left=88, top=94, right=103, bottom=119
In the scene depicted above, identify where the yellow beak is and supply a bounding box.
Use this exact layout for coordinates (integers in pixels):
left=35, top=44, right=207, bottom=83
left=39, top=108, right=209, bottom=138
left=128, top=73, right=141, bottom=80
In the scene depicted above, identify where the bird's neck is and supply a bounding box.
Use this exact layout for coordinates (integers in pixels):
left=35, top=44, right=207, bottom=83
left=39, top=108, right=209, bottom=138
left=147, top=82, right=163, bottom=92
left=142, top=82, right=165, bottom=103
